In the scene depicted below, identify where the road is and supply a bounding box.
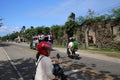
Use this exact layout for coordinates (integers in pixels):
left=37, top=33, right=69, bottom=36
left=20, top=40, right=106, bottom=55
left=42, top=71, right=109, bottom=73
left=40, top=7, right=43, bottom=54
left=0, top=42, right=120, bottom=80
left=0, top=42, right=36, bottom=80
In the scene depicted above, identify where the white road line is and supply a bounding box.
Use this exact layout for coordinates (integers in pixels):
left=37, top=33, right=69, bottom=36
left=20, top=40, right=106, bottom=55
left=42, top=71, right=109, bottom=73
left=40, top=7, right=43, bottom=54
left=72, top=69, right=80, bottom=72
left=2, top=47, right=24, bottom=80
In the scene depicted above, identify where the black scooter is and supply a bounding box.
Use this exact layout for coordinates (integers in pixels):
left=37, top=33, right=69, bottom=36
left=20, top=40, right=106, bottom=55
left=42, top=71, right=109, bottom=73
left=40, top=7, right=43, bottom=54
left=67, top=48, right=80, bottom=59
left=53, top=53, right=67, bottom=80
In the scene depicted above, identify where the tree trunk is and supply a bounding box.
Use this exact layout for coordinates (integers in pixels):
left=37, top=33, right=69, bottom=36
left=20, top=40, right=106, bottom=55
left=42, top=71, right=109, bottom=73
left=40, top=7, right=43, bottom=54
left=85, top=26, right=89, bottom=48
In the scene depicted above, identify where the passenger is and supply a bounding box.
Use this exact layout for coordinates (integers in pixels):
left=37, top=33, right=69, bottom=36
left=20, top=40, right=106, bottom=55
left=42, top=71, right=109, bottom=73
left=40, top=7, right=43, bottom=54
left=67, top=37, right=74, bottom=57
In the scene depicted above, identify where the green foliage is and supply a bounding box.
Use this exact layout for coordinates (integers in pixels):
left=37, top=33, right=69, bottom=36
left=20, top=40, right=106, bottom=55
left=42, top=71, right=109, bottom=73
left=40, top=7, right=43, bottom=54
left=112, top=8, right=120, bottom=19
left=68, top=12, right=75, bottom=20
left=1, top=35, right=9, bottom=41
left=24, top=28, right=37, bottom=40
left=44, top=27, right=50, bottom=34
left=1, top=32, right=19, bottom=41
left=36, top=26, right=45, bottom=34
left=76, top=16, right=85, bottom=25
left=65, top=20, right=79, bottom=37
left=112, top=34, right=116, bottom=39
left=9, top=32, right=19, bottom=40
left=51, top=25, right=62, bottom=39
left=94, top=15, right=105, bottom=22
left=111, top=8, right=120, bottom=25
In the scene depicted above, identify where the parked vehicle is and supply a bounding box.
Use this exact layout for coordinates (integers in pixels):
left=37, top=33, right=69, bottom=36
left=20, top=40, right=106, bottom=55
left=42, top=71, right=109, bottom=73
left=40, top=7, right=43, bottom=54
left=30, top=36, right=39, bottom=50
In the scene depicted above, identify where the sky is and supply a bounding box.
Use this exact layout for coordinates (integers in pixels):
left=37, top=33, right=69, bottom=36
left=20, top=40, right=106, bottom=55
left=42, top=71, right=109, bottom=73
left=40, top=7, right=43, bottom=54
left=0, top=0, right=120, bottom=37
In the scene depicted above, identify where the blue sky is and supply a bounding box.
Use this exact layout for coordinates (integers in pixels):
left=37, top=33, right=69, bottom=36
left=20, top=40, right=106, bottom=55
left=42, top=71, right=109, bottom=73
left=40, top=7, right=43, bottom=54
left=0, top=0, right=120, bottom=37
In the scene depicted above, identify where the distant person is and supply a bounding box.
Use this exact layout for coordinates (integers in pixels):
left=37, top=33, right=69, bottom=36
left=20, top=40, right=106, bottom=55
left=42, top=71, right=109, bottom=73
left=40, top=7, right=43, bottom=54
left=48, top=33, right=52, bottom=43
left=39, top=33, right=45, bottom=43
left=67, top=37, right=74, bottom=57
left=36, top=36, right=49, bottom=62
left=67, top=37, right=78, bottom=58
left=72, top=38, right=78, bottom=55
left=51, top=33, right=55, bottom=44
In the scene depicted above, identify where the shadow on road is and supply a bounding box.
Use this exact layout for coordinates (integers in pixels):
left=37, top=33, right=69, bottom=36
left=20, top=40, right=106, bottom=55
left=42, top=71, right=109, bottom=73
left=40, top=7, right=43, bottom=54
left=0, top=58, right=35, bottom=80
left=0, top=42, right=11, bottom=47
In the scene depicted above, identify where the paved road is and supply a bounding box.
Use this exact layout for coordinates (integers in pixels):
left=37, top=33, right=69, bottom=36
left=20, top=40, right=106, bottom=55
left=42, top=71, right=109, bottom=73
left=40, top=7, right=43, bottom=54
left=0, top=43, right=20, bottom=80
left=0, top=42, right=120, bottom=80
left=0, top=42, right=36, bottom=80
left=51, top=48, right=120, bottom=80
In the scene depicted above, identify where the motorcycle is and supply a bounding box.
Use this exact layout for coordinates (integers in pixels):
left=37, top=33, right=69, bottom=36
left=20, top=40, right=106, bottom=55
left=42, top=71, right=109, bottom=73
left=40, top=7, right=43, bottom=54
left=67, top=48, right=80, bottom=59
left=35, top=53, right=67, bottom=80
left=52, top=53, right=67, bottom=80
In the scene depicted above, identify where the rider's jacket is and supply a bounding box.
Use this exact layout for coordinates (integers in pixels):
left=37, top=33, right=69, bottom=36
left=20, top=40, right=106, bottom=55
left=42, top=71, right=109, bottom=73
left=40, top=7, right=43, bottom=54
left=35, top=55, right=55, bottom=80
left=68, top=41, right=74, bottom=50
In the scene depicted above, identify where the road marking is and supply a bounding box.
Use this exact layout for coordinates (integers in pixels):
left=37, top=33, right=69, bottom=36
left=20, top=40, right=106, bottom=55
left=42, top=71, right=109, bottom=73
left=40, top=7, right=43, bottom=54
left=72, top=69, right=79, bottom=72
left=2, top=47, right=24, bottom=80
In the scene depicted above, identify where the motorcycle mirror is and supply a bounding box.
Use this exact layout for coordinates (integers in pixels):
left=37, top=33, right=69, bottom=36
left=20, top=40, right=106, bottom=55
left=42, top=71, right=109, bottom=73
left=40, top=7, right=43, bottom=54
left=56, top=53, right=60, bottom=59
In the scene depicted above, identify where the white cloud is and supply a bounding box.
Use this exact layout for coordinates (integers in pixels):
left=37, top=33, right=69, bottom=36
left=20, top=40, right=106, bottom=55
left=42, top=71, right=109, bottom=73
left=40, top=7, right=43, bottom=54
left=0, top=26, right=20, bottom=35
left=0, top=26, right=7, bottom=32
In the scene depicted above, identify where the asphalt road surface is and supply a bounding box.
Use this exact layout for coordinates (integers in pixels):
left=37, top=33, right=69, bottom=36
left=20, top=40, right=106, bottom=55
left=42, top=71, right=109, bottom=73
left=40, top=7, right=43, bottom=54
left=0, top=42, right=120, bottom=80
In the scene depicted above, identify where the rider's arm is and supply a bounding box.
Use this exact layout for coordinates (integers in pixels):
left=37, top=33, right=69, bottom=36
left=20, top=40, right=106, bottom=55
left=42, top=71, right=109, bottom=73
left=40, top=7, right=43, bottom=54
left=68, top=42, right=73, bottom=55
left=68, top=48, right=72, bottom=55
left=45, top=58, right=56, bottom=80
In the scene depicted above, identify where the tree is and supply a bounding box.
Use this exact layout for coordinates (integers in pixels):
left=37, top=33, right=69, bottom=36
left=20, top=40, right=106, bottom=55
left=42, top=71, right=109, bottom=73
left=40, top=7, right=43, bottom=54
left=112, top=8, right=120, bottom=19
left=20, top=26, right=26, bottom=39
left=111, top=8, right=120, bottom=25
left=44, top=27, right=50, bottom=34
left=65, top=12, right=79, bottom=39
left=83, top=9, right=95, bottom=48
left=51, top=25, right=61, bottom=39
left=86, top=9, right=95, bottom=19
left=20, top=26, right=26, bottom=34
left=9, top=32, right=19, bottom=41
left=36, top=26, right=45, bottom=34
left=24, top=27, right=37, bottom=41
left=68, top=12, right=75, bottom=21
left=50, top=25, right=64, bottom=45
left=76, top=16, right=85, bottom=25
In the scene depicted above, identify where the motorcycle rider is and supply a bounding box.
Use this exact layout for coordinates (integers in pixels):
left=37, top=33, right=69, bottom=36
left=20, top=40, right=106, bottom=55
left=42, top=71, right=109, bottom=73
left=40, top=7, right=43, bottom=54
left=35, top=36, right=48, bottom=62
left=34, top=40, right=58, bottom=80
left=67, top=37, right=78, bottom=58
left=67, top=37, right=74, bottom=57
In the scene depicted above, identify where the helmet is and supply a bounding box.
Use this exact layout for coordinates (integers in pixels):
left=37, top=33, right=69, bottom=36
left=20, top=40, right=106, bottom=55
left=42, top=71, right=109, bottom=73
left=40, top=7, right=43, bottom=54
left=69, top=37, right=75, bottom=42
left=37, top=41, right=51, bottom=56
